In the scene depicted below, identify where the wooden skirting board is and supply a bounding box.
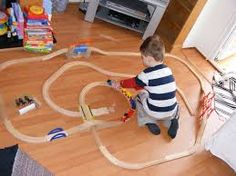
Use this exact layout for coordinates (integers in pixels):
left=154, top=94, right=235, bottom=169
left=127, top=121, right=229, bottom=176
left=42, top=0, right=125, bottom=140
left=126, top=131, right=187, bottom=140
left=0, top=47, right=207, bottom=169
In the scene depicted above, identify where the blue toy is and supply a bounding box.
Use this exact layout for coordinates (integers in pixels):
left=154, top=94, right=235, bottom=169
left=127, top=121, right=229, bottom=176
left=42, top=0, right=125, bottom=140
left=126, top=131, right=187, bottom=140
left=48, top=127, right=67, bottom=141
left=73, top=44, right=88, bottom=54
left=66, top=44, right=90, bottom=59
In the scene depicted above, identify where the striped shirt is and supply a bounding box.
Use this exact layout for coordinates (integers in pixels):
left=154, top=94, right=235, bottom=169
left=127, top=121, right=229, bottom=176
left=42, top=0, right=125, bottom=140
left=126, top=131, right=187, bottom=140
left=135, top=64, right=177, bottom=119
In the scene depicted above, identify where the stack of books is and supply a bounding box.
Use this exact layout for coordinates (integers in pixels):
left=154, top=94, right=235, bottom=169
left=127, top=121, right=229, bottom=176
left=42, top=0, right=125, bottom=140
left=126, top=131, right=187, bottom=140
left=24, top=6, right=54, bottom=53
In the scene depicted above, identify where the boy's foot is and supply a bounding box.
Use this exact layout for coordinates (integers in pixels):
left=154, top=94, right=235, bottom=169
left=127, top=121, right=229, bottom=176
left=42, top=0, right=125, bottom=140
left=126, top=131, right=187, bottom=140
left=167, top=118, right=179, bottom=139
left=145, top=123, right=161, bottom=135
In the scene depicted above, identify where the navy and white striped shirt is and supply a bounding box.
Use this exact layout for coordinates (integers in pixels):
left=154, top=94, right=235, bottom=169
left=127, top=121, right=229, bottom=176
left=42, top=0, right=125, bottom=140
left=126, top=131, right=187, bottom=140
left=136, top=64, right=177, bottom=119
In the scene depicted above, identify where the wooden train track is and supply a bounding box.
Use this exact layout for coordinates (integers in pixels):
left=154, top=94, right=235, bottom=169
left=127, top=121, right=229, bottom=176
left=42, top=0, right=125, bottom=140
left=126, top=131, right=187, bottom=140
left=0, top=47, right=207, bottom=169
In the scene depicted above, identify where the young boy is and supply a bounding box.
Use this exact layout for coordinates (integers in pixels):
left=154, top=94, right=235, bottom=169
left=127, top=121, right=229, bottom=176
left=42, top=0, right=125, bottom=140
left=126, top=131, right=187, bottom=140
left=118, top=35, right=179, bottom=139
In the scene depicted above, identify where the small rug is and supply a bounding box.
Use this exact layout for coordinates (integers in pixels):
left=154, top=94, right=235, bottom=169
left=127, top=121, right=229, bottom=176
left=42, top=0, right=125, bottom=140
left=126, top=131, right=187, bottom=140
left=0, top=144, right=54, bottom=176
left=12, top=148, right=54, bottom=176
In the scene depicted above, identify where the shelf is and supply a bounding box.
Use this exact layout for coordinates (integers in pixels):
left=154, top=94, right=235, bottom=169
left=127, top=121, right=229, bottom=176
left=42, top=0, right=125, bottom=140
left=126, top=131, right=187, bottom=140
left=141, top=0, right=169, bottom=8
left=99, top=0, right=151, bottom=22
left=84, top=0, right=170, bottom=39
left=96, top=8, right=147, bottom=33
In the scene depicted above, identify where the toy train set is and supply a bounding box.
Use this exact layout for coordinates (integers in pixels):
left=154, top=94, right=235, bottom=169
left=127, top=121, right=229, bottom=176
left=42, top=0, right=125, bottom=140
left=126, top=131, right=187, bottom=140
left=0, top=45, right=208, bottom=169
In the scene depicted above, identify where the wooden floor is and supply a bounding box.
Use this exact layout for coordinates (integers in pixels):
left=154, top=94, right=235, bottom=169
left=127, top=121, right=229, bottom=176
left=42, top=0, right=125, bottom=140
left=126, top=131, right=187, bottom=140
left=0, top=4, right=235, bottom=176
left=216, top=55, right=236, bottom=72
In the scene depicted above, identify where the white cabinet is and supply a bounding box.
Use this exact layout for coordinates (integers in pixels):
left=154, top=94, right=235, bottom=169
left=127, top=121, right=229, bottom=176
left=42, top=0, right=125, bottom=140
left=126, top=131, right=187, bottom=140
left=84, top=0, right=169, bottom=39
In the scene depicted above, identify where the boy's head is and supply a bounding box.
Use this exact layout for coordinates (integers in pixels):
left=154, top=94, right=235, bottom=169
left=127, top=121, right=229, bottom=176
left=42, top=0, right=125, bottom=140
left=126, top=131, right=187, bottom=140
left=140, top=35, right=165, bottom=64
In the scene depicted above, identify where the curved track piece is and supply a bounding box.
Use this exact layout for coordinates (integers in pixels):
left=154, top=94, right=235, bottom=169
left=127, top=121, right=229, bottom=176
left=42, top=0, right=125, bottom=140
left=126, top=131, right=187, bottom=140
left=42, top=61, right=134, bottom=117
left=0, top=48, right=68, bottom=71
left=92, top=127, right=196, bottom=169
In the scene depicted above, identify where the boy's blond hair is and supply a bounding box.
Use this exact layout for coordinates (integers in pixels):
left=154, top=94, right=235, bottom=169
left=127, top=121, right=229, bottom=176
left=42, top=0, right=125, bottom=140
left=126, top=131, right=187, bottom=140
left=140, top=35, right=165, bottom=62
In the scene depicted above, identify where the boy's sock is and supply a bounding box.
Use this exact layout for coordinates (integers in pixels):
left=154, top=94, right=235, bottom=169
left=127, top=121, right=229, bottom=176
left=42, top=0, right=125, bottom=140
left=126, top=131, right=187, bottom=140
left=145, top=123, right=161, bottom=135
left=167, top=118, right=179, bottom=139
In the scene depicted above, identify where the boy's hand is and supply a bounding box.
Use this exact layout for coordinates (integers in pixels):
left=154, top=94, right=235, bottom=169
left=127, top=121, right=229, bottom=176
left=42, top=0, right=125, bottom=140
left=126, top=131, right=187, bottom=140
left=107, top=79, right=120, bottom=89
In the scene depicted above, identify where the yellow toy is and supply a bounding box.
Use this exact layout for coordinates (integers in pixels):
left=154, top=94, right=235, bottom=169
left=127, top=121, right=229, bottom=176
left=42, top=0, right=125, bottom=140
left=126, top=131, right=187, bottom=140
left=0, top=11, right=8, bottom=36
left=0, top=24, right=7, bottom=35
left=29, top=5, right=44, bottom=15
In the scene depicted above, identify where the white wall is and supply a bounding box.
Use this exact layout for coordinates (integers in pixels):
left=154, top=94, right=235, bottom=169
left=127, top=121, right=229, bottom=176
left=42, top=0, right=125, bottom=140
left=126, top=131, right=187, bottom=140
left=183, top=0, right=236, bottom=60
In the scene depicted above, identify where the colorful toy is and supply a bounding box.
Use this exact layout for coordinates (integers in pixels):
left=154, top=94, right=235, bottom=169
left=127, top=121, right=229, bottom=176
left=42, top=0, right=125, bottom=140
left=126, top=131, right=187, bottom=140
left=0, top=11, right=8, bottom=36
left=0, top=3, right=24, bottom=39
left=199, top=92, right=214, bottom=119
left=12, top=2, right=24, bottom=39
left=74, top=44, right=88, bottom=54
left=107, top=79, right=136, bottom=122
left=0, top=23, right=7, bottom=35
left=66, top=44, right=91, bottom=59
left=121, top=109, right=135, bottom=122
left=66, top=39, right=92, bottom=59
left=6, top=7, right=18, bottom=37
left=0, top=11, right=8, bottom=23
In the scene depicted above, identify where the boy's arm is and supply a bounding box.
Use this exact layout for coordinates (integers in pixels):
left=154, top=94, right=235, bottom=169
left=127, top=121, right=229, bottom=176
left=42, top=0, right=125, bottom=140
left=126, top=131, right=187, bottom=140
left=120, top=77, right=143, bottom=90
